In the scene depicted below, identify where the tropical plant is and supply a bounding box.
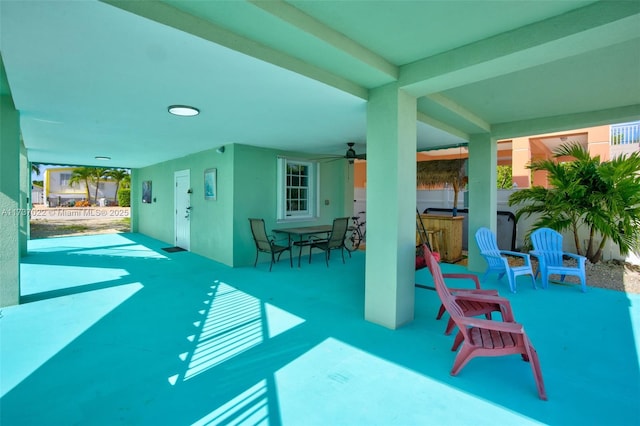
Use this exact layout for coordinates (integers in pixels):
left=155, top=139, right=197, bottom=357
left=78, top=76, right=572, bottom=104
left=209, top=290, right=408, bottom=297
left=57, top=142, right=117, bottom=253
left=105, top=169, right=130, bottom=205
left=31, top=163, right=40, bottom=175
left=497, top=165, right=513, bottom=189
left=508, top=143, right=640, bottom=263
left=68, top=167, right=94, bottom=202
left=121, top=173, right=130, bottom=189
left=90, top=168, right=108, bottom=204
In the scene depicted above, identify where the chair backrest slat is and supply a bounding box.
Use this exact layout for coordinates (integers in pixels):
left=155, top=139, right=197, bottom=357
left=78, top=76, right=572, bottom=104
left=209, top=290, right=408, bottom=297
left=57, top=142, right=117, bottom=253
left=531, top=228, right=564, bottom=265
left=423, top=244, right=465, bottom=319
left=475, top=227, right=503, bottom=267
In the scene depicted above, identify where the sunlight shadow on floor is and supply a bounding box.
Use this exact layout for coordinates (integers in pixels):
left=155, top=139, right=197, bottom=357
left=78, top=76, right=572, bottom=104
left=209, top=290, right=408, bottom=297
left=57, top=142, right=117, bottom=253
left=0, top=282, right=143, bottom=396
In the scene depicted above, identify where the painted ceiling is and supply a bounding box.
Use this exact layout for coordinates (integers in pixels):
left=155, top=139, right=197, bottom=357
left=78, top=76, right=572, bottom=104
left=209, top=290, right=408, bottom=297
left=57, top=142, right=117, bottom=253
left=1, top=0, right=638, bottom=168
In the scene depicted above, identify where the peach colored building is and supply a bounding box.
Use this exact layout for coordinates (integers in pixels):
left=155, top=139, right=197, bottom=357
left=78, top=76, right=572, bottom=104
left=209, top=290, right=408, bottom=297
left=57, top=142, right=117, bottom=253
left=353, top=121, right=640, bottom=189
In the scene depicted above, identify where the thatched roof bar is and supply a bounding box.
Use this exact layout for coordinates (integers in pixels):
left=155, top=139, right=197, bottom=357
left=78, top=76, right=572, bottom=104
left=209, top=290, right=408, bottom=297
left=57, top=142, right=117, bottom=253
left=416, top=159, right=466, bottom=187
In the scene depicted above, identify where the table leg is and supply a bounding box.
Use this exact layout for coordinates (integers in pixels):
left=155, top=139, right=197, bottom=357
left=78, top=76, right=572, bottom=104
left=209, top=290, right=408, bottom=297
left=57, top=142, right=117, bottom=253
left=298, top=236, right=304, bottom=267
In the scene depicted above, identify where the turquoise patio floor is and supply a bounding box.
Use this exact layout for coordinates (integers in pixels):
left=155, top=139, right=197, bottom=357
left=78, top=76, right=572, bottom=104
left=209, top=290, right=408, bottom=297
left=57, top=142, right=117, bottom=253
left=1, top=233, right=639, bottom=425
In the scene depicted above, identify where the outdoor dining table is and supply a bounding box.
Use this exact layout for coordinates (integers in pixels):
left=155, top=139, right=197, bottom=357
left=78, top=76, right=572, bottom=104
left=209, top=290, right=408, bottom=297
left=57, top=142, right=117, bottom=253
left=273, top=224, right=333, bottom=267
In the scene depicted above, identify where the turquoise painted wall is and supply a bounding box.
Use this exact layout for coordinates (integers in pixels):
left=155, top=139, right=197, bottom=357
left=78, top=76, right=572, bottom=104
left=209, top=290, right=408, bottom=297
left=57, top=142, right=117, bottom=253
left=133, top=145, right=232, bottom=253
left=0, top=95, right=20, bottom=307
left=190, top=145, right=234, bottom=265
left=134, top=161, right=174, bottom=243
left=232, top=144, right=352, bottom=266
left=134, top=143, right=352, bottom=267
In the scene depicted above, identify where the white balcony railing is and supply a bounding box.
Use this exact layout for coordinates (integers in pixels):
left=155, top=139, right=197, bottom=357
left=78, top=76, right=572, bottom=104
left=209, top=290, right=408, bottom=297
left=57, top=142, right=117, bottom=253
left=610, top=121, right=640, bottom=145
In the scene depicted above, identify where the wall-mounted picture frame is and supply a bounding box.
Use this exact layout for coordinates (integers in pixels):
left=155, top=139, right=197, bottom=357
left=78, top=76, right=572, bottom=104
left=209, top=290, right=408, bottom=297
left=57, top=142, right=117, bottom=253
left=142, top=180, right=152, bottom=203
left=204, top=168, right=217, bottom=200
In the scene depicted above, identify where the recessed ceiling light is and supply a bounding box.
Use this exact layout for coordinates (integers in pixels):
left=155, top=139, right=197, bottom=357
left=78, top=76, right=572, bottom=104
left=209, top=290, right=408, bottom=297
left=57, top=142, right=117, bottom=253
left=95, top=156, right=111, bottom=161
left=168, top=105, right=200, bottom=117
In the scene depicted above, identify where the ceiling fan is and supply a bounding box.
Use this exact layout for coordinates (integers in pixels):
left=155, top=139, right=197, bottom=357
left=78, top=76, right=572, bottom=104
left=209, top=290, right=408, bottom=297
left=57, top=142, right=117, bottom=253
left=344, top=142, right=366, bottom=163
left=318, top=142, right=366, bottom=164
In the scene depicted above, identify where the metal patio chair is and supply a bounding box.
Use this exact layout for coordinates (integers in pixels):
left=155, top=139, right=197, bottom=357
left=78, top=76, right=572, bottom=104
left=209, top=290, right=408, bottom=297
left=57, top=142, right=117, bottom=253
left=249, top=218, right=292, bottom=271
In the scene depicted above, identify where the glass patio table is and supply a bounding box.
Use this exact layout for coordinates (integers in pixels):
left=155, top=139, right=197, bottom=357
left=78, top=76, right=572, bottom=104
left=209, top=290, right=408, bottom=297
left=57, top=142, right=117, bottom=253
left=273, top=224, right=333, bottom=267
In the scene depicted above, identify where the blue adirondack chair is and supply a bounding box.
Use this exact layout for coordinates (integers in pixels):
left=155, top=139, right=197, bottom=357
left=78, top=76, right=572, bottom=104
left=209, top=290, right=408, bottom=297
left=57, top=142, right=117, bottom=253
left=475, top=227, right=536, bottom=293
left=530, top=228, right=587, bottom=292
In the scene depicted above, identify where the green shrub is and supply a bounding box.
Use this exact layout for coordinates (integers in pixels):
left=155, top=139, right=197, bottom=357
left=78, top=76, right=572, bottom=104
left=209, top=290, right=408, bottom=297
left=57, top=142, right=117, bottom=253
left=118, top=188, right=131, bottom=207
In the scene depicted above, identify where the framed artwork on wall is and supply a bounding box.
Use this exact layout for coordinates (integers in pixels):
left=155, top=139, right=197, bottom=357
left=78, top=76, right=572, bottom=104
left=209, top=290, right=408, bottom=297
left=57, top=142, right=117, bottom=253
left=204, top=168, right=217, bottom=200
left=142, top=180, right=152, bottom=203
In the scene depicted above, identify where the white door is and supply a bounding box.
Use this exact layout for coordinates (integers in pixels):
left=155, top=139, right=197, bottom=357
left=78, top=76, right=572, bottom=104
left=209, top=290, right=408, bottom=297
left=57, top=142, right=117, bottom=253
left=174, top=170, right=191, bottom=250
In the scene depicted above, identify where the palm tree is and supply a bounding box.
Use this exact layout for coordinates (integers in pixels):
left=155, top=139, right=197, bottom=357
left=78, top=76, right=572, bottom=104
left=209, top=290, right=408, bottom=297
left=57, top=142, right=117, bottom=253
left=105, top=169, right=130, bottom=205
left=31, top=163, right=40, bottom=175
left=509, top=143, right=640, bottom=263
left=120, top=173, right=130, bottom=189
left=91, top=168, right=108, bottom=204
left=68, top=167, right=94, bottom=202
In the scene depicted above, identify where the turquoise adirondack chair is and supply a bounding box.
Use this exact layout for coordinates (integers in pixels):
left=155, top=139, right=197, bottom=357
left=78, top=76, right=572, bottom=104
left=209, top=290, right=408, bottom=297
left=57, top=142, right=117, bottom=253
left=475, top=227, right=536, bottom=293
left=530, top=228, right=587, bottom=292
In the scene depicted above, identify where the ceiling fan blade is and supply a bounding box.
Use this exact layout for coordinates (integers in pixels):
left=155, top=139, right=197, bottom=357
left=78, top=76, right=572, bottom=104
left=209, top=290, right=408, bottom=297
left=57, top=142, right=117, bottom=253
left=318, top=157, right=343, bottom=163
left=315, top=155, right=345, bottom=162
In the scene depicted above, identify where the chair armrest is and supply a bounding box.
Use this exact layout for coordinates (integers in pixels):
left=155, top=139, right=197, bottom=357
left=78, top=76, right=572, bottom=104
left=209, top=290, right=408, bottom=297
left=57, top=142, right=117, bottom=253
left=442, top=273, right=481, bottom=289
left=453, top=293, right=515, bottom=321
left=500, top=250, right=531, bottom=260
left=481, top=252, right=503, bottom=260
left=563, top=252, right=586, bottom=264
left=308, top=235, right=328, bottom=242
left=269, top=234, right=290, bottom=246
left=454, top=292, right=511, bottom=305
left=499, top=250, right=532, bottom=266
left=458, top=317, right=524, bottom=333
left=450, top=289, right=499, bottom=296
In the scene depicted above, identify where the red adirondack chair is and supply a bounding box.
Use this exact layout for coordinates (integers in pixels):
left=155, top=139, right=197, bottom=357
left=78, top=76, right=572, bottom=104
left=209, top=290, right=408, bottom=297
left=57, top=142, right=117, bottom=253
left=424, top=247, right=547, bottom=400
left=421, top=244, right=511, bottom=335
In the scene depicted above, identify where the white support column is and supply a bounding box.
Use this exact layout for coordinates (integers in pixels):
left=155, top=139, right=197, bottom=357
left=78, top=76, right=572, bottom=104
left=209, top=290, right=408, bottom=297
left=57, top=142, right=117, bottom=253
left=467, top=133, right=497, bottom=273
left=365, top=83, right=417, bottom=329
left=0, top=95, right=21, bottom=307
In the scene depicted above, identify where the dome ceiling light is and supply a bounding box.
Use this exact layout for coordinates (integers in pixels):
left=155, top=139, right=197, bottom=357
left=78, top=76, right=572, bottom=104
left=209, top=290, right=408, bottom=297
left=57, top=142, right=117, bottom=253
left=168, top=105, right=200, bottom=117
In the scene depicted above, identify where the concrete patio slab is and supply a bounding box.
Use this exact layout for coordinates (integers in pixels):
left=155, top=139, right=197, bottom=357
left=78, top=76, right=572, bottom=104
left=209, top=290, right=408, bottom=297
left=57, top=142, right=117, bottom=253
left=1, top=233, right=638, bottom=425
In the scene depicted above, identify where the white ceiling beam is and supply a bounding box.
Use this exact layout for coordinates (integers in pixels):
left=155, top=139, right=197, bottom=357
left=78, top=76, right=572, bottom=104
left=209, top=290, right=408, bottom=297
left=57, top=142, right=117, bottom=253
left=426, top=93, right=490, bottom=133
left=417, top=111, right=469, bottom=141
left=400, top=1, right=640, bottom=97
left=100, top=0, right=369, bottom=99
left=249, top=0, right=398, bottom=81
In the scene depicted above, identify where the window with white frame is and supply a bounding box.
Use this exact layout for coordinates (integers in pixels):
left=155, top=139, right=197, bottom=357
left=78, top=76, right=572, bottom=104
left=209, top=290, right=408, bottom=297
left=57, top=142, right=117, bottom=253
left=277, top=157, right=319, bottom=221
